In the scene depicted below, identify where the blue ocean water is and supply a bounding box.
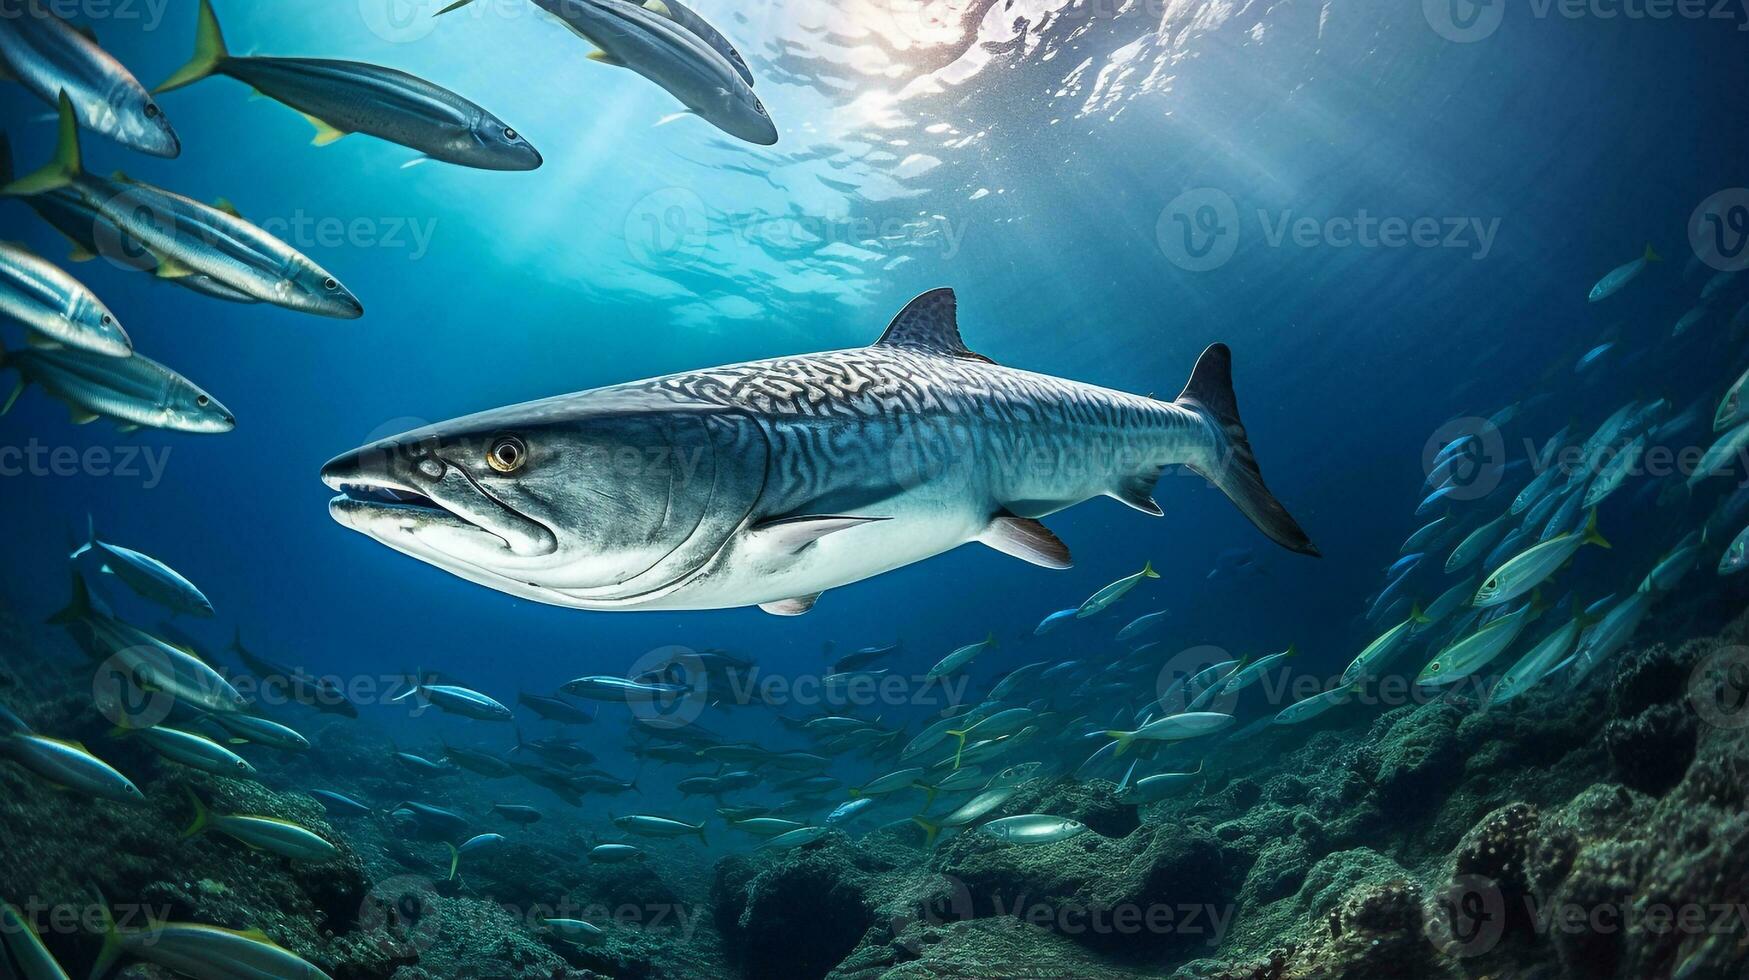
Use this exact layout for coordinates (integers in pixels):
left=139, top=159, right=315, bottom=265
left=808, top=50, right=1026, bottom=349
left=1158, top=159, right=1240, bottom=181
left=3, top=2, right=1749, bottom=975
left=3, top=3, right=1741, bottom=690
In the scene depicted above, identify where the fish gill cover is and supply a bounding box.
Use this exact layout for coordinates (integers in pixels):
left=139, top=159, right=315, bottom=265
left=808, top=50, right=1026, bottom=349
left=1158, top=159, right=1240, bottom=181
left=1, top=1, right=1748, bottom=979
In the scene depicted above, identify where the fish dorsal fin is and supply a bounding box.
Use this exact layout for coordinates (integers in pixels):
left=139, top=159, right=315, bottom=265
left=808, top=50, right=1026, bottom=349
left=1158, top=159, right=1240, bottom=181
left=873, top=288, right=994, bottom=363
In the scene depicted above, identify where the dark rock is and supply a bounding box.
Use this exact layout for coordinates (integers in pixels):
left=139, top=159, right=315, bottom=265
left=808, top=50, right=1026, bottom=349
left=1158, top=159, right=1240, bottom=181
left=711, top=834, right=891, bottom=980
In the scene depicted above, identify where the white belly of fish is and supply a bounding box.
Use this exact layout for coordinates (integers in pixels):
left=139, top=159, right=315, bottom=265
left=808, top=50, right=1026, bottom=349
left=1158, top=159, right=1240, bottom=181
left=636, top=492, right=994, bottom=612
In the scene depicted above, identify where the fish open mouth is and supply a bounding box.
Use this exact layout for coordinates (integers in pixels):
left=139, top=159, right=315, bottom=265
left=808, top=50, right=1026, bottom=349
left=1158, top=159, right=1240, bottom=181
left=330, top=482, right=444, bottom=513
left=321, top=453, right=557, bottom=558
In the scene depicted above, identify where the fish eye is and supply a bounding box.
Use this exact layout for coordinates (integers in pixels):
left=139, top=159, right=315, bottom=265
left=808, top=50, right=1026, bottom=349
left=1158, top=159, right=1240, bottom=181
left=196, top=395, right=210, bottom=407
left=754, top=101, right=768, bottom=117
left=488, top=435, right=527, bottom=473
left=504, top=127, right=518, bottom=141
left=322, top=277, right=339, bottom=291
left=1429, top=662, right=1441, bottom=672
left=144, top=103, right=160, bottom=119
left=100, top=314, right=113, bottom=326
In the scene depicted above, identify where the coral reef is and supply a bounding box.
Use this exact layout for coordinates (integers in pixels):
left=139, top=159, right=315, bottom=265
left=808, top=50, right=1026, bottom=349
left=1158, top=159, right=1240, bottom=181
left=6, top=599, right=1749, bottom=979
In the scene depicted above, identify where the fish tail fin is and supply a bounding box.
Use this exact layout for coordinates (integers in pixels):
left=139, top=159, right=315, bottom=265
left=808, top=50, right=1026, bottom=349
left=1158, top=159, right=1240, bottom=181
left=156, top=0, right=228, bottom=93
left=1583, top=509, right=1611, bottom=550
left=388, top=673, right=419, bottom=704
left=1, top=372, right=21, bottom=417
left=985, top=631, right=997, bottom=649
left=180, top=788, right=210, bottom=839
left=1176, top=344, right=1320, bottom=557
left=1142, top=561, right=1160, bottom=579
left=946, top=731, right=968, bottom=769
left=1644, top=243, right=1662, bottom=264
left=1410, top=601, right=1431, bottom=625
left=70, top=514, right=95, bottom=559
left=697, top=824, right=708, bottom=846
left=3, top=92, right=82, bottom=196
left=89, top=888, right=122, bottom=980
left=1105, top=730, right=1134, bottom=757
left=445, top=843, right=460, bottom=880
left=46, top=570, right=91, bottom=625
left=911, top=816, right=940, bottom=849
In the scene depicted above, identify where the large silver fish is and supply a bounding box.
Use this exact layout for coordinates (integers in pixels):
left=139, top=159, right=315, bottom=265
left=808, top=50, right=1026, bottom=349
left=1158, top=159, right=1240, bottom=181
left=4, top=95, right=363, bottom=318
left=0, top=0, right=180, bottom=157
left=157, top=0, right=541, bottom=171
left=322, top=289, right=1317, bottom=615
left=439, top=0, right=775, bottom=145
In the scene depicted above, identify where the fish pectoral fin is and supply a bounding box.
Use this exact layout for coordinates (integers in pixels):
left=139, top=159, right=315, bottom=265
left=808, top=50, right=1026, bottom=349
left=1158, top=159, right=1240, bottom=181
left=153, top=256, right=196, bottom=280
left=1110, top=470, right=1166, bottom=517
left=979, top=515, right=1072, bottom=569
left=746, top=514, right=889, bottom=555
left=67, top=245, right=97, bottom=262
left=299, top=113, right=350, bottom=146
left=586, top=49, right=627, bottom=67
left=70, top=407, right=100, bottom=425
left=760, top=594, right=822, bottom=616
